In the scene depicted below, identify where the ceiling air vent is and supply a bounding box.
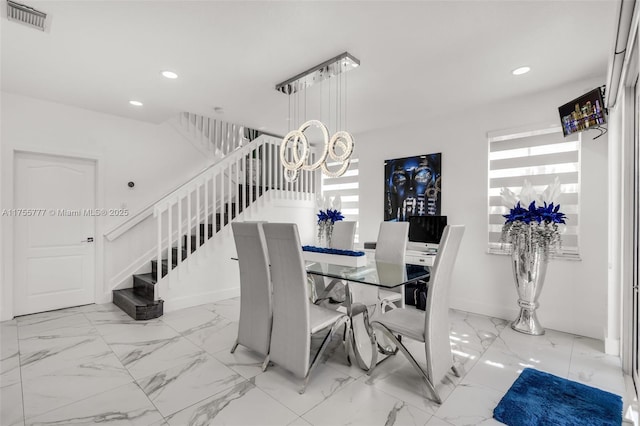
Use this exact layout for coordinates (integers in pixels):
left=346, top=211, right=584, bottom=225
left=7, top=0, right=47, bottom=31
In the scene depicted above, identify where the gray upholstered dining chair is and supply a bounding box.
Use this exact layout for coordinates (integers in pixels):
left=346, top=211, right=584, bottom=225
left=329, top=221, right=357, bottom=250
left=263, top=222, right=351, bottom=394
left=368, top=225, right=465, bottom=404
left=375, top=221, right=410, bottom=308
left=230, top=222, right=272, bottom=371
left=314, top=220, right=358, bottom=303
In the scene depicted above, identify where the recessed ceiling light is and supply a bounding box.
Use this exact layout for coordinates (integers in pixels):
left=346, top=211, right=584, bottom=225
left=129, top=100, right=143, bottom=107
left=161, top=70, right=178, bottom=79
left=512, top=66, right=531, bottom=76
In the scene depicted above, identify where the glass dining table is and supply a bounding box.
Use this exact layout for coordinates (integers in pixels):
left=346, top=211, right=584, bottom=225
left=305, top=256, right=430, bottom=370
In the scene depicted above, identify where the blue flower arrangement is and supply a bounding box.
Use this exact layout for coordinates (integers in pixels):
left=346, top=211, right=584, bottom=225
left=317, top=208, right=344, bottom=246
left=503, top=201, right=567, bottom=225
left=501, top=179, right=567, bottom=255
left=318, top=208, right=344, bottom=224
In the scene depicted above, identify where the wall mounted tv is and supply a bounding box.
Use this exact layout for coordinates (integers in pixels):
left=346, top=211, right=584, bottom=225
left=558, top=87, right=606, bottom=137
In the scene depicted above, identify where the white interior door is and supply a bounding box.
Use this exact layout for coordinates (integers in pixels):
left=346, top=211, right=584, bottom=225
left=14, top=152, right=96, bottom=316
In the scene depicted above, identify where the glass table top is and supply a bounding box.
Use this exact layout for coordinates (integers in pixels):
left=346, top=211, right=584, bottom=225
left=306, top=258, right=429, bottom=289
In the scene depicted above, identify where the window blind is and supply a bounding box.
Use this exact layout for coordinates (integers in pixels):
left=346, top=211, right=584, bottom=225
left=488, top=127, right=581, bottom=259
left=322, top=158, right=360, bottom=243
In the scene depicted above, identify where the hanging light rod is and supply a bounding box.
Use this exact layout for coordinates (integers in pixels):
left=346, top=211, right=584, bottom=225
left=275, top=52, right=360, bottom=95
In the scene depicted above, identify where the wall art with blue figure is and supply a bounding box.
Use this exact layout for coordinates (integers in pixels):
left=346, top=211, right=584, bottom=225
left=384, top=153, right=441, bottom=221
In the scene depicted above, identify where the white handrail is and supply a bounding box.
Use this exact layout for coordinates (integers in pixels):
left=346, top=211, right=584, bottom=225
left=104, top=113, right=254, bottom=241
left=152, top=134, right=315, bottom=292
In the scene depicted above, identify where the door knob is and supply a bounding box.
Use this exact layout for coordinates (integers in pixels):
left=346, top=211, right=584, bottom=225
left=81, top=237, right=94, bottom=243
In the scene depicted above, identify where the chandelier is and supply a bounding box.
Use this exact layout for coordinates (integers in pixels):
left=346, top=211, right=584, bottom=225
left=275, top=52, right=359, bottom=182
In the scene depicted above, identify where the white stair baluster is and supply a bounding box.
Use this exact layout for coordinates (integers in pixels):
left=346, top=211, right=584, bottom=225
left=187, top=192, right=192, bottom=257
left=156, top=209, right=162, bottom=293
left=196, top=183, right=201, bottom=251
left=227, top=162, right=232, bottom=220
left=212, top=172, right=217, bottom=236
left=204, top=179, right=209, bottom=242
left=177, top=195, right=182, bottom=267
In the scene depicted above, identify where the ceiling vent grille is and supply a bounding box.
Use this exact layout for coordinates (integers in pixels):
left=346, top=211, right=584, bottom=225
left=7, top=0, right=47, bottom=31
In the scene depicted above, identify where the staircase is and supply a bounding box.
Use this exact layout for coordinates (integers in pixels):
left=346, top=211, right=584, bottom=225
left=113, top=185, right=268, bottom=320
left=112, top=114, right=315, bottom=320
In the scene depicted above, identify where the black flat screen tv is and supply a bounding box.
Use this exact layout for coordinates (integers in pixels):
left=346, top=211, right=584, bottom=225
left=558, top=87, right=606, bottom=137
left=408, top=215, right=447, bottom=249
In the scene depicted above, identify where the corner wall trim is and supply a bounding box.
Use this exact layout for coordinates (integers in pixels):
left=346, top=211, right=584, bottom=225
left=605, top=337, right=621, bottom=356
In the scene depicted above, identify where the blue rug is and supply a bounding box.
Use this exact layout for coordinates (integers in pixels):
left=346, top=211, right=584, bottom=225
left=493, top=368, right=622, bottom=426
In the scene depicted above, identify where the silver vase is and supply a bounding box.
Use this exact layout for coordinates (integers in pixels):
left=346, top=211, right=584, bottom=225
left=511, top=243, right=548, bottom=335
left=325, top=222, right=334, bottom=248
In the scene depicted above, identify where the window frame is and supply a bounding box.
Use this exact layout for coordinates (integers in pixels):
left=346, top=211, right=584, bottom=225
left=487, top=125, right=582, bottom=260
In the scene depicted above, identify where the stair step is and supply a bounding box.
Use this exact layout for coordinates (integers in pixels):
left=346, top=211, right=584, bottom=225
left=133, top=273, right=156, bottom=300
left=112, top=288, right=163, bottom=320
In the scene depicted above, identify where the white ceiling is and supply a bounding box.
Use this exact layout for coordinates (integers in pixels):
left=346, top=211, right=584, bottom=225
left=1, top=1, right=617, bottom=136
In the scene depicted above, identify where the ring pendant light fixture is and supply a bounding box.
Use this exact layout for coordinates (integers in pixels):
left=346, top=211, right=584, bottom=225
left=275, top=52, right=359, bottom=182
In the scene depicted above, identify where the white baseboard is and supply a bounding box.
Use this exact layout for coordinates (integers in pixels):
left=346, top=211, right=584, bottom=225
left=164, top=287, right=240, bottom=313
left=605, top=337, right=621, bottom=356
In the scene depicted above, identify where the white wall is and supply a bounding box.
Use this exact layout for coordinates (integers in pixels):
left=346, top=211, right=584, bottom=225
left=356, top=77, right=609, bottom=339
left=1, top=92, right=211, bottom=320
left=159, top=193, right=316, bottom=313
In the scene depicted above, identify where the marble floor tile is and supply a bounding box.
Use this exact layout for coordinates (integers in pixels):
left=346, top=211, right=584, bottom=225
left=14, top=308, right=81, bottom=327
left=137, top=352, right=245, bottom=417
left=1, top=320, right=19, bottom=356
left=0, top=379, right=24, bottom=426
left=459, top=345, right=528, bottom=394
left=95, top=320, right=179, bottom=344
left=2, top=299, right=629, bottom=426
left=26, top=381, right=164, bottom=426
left=202, top=299, right=241, bottom=322
left=364, top=339, right=447, bottom=414
left=569, top=335, right=626, bottom=395
left=160, top=306, right=223, bottom=334
left=17, top=313, right=96, bottom=340
left=211, top=345, right=269, bottom=380
left=253, top=363, right=354, bottom=416
left=448, top=310, right=507, bottom=375
left=432, top=383, right=505, bottom=426
left=184, top=319, right=239, bottom=355
left=303, top=377, right=433, bottom=426
left=21, top=351, right=132, bottom=419
left=109, top=334, right=206, bottom=381
left=19, top=334, right=113, bottom=381
left=449, top=309, right=508, bottom=353
left=1, top=321, right=21, bottom=387
left=165, top=380, right=298, bottom=426
left=483, top=327, right=574, bottom=379
left=83, top=305, right=141, bottom=325
left=287, top=417, right=313, bottom=426
left=310, top=326, right=366, bottom=380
